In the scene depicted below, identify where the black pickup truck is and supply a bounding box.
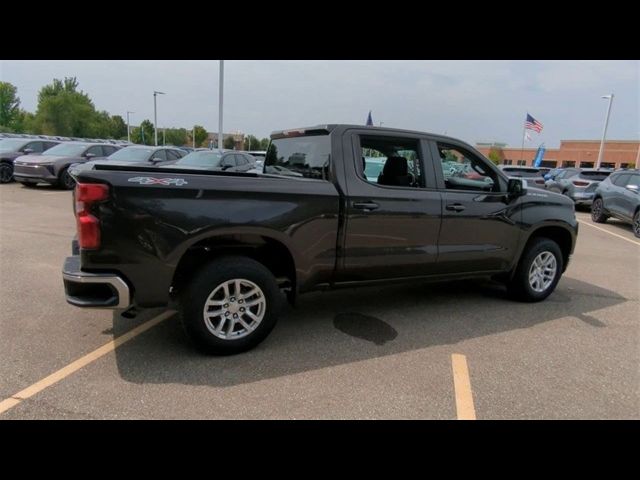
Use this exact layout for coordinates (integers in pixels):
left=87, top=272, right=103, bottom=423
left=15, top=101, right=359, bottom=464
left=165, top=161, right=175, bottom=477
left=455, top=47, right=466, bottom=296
left=62, top=124, right=578, bottom=354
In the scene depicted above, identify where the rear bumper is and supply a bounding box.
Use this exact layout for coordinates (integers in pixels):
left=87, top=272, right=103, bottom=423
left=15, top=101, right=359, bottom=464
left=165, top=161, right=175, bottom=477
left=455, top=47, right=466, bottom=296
left=62, top=255, right=131, bottom=309
left=571, top=192, right=595, bottom=205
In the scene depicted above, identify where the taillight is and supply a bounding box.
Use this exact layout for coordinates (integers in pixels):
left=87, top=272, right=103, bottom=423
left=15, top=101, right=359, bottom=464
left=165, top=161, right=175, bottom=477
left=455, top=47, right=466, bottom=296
left=572, top=180, right=589, bottom=187
left=75, top=183, right=109, bottom=250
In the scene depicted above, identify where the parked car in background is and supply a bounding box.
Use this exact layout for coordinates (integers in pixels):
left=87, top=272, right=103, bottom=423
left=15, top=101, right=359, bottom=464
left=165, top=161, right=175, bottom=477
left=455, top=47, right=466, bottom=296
left=544, top=168, right=563, bottom=181
left=591, top=170, right=640, bottom=237
left=101, top=145, right=187, bottom=165
left=0, top=138, right=60, bottom=183
left=545, top=168, right=611, bottom=207
left=158, top=150, right=257, bottom=172
left=498, top=165, right=546, bottom=188
left=13, top=142, right=119, bottom=189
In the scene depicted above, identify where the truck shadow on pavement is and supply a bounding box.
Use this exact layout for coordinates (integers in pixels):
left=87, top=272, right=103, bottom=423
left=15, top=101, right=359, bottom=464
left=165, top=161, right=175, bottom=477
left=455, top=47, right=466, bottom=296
left=111, top=276, right=627, bottom=388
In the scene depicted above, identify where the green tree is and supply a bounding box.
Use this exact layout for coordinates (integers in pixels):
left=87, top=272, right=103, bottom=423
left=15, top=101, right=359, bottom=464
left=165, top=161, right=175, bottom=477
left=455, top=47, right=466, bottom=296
left=243, top=134, right=261, bottom=151
left=33, top=77, right=98, bottom=137
left=259, top=138, right=270, bottom=150
left=109, top=115, right=128, bottom=139
left=165, top=128, right=188, bottom=146
left=223, top=136, right=236, bottom=149
left=191, top=125, right=208, bottom=147
left=0, top=82, right=21, bottom=129
left=488, top=147, right=504, bottom=165
left=130, top=119, right=155, bottom=145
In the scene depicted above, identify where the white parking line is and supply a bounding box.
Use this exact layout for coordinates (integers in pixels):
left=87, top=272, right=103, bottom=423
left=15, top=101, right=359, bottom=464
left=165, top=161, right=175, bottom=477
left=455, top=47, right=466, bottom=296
left=577, top=220, right=640, bottom=247
left=0, top=310, right=175, bottom=416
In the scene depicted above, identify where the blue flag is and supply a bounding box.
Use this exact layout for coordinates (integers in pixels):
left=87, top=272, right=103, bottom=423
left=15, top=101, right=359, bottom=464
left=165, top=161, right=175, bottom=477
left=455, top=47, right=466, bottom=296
left=533, top=144, right=546, bottom=167
left=366, top=111, right=373, bottom=126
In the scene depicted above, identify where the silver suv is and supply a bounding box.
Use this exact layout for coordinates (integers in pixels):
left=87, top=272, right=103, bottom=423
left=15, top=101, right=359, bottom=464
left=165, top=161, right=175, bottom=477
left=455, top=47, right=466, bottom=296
left=591, top=170, right=640, bottom=238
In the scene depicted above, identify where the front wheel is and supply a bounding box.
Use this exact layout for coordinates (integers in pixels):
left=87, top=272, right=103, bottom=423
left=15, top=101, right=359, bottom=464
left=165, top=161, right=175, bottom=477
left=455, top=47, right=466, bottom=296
left=591, top=198, right=608, bottom=223
left=508, top=237, right=563, bottom=302
left=58, top=168, right=76, bottom=190
left=179, top=256, right=282, bottom=355
left=633, top=210, right=640, bottom=238
left=0, top=163, right=14, bottom=183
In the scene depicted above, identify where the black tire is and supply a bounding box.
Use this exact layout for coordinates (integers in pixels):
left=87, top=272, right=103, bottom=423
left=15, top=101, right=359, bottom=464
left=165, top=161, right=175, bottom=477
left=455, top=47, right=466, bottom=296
left=507, top=237, right=564, bottom=302
left=179, top=256, right=282, bottom=355
left=633, top=210, right=640, bottom=238
left=0, top=163, right=14, bottom=183
left=591, top=197, right=608, bottom=223
left=58, top=168, right=76, bottom=190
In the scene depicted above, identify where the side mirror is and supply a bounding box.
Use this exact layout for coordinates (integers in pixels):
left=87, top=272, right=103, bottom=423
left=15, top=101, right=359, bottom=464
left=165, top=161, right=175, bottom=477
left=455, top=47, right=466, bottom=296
left=507, top=178, right=527, bottom=199
left=150, top=157, right=163, bottom=163
left=85, top=153, right=96, bottom=159
left=23, top=148, right=34, bottom=154
left=626, top=184, right=639, bottom=194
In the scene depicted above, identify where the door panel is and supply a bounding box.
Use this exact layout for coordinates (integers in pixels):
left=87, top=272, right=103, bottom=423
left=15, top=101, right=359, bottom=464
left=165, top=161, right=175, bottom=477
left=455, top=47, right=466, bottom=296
left=339, top=132, right=442, bottom=281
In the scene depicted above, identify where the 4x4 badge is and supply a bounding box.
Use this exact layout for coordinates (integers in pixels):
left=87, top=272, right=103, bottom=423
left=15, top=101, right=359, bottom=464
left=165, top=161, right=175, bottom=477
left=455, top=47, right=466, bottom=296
left=128, top=177, right=188, bottom=186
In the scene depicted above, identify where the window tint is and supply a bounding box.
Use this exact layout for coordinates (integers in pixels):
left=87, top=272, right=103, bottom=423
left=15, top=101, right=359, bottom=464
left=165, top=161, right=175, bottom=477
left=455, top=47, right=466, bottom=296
left=265, top=134, right=330, bottom=180
left=25, top=142, right=45, bottom=153
left=152, top=150, right=167, bottom=161
left=221, top=155, right=236, bottom=167
left=611, top=174, right=630, bottom=187
left=165, top=150, right=180, bottom=161
left=103, top=146, right=117, bottom=156
left=437, top=143, right=498, bottom=192
left=624, top=174, right=639, bottom=187
left=234, top=154, right=247, bottom=166
left=358, top=136, right=422, bottom=188
left=45, top=142, right=58, bottom=151
left=86, top=145, right=103, bottom=157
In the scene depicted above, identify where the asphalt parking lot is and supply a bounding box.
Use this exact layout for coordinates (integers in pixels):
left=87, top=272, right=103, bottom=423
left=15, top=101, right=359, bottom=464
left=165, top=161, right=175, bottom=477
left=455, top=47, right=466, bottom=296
left=0, top=182, right=638, bottom=419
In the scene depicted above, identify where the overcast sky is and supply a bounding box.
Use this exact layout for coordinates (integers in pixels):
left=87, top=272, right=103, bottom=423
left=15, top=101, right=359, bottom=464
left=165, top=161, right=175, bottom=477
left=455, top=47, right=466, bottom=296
left=1, top=60, right=638, bottom=147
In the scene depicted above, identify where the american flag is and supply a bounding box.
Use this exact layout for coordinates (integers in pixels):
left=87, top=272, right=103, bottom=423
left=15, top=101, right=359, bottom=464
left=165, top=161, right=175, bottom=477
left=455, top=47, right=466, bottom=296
left=524, top=113, right=543, bottom=133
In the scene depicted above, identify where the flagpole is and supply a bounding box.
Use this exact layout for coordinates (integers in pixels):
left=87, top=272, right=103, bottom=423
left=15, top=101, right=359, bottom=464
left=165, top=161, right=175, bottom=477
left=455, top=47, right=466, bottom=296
left=520, top=116, right=526, bottom=162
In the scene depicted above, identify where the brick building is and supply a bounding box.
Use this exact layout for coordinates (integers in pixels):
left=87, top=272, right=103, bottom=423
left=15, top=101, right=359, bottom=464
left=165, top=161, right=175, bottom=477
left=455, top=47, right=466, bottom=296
left=476, top=140, right=639, bottom=169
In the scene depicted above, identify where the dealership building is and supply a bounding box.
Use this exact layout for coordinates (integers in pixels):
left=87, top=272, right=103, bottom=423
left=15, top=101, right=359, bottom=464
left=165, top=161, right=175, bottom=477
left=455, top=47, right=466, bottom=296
left=476, top=140, right=639, bottom=169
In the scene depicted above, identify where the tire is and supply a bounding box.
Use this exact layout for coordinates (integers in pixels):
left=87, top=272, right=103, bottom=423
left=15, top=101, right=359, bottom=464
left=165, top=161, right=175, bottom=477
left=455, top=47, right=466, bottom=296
left=0, top=163, right=14, bottom=183
left=591, top=197, right=608, bottom=223
left=179, top=256, right=282, bottom=355
left=508, top=237, right=564, bottom=302
left=633, top=210, right=640, bottom=238
left=58, top=168, right=76, bottom=190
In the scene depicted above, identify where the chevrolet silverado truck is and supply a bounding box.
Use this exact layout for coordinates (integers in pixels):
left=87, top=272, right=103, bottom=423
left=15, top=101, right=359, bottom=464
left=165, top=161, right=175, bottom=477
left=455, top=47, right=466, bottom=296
left=62, top=125, right=578, bottom=355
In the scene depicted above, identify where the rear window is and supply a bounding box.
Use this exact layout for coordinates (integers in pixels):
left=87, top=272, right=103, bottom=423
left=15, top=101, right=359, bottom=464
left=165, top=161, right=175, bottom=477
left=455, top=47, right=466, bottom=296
left=579, top=171, right=610, bottom=181
left=264, top=135, right=330, bottom=180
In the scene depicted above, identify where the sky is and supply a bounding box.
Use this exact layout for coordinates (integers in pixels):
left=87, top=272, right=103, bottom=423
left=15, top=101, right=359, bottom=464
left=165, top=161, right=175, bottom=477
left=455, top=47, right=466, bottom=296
left=1, top=60, right=638, bottom=147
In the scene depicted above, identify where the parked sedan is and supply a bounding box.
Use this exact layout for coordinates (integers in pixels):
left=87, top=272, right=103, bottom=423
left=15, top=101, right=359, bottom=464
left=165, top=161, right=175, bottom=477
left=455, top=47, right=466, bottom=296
left=545, top=168, right=611, bottom=207
left=103, top=145, right=187, bottom=165
left=159, top=150, right=256, bottom=172
left=13, top=142, right=119, bottom=189
left=0, top=138, right=60, bottom=183
left=591, top=170, right=640, bottom=237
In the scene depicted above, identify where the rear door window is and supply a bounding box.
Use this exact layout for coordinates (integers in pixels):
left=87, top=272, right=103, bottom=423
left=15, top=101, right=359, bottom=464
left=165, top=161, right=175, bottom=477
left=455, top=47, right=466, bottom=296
left=612, top=174, right=630, bottom=186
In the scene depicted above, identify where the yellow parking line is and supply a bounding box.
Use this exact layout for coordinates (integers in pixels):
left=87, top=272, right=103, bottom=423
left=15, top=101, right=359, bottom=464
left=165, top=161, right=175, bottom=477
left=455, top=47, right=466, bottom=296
left=578, top=220, right=640, bottom=247
left=451, top=354, right=476, bottom=420
left=0, top=310, right=174, bottom=416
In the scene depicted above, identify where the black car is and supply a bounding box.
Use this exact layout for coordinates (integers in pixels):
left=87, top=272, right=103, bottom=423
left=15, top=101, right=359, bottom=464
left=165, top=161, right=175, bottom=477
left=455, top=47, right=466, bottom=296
left=62, top=124, right=577, bottom=355
left=591, top=170, right=640, bottom=237
left=0, top=138, right=60, bottom=183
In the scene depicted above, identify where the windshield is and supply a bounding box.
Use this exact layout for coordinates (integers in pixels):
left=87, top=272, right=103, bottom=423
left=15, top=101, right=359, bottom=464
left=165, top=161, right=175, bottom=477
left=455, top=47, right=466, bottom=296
left=0, top=139, right=29, bottom=152
left=44, top=143, right=88, bottom=156
left=108, top=147, right=154, bottom=161
left=173, top=151, right=223, bottom=167
left=264, top=135, right=330, bottom=179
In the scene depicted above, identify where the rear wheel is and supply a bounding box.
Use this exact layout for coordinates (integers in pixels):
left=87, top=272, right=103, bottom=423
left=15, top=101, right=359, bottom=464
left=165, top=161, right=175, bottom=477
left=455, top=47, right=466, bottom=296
left=179, top=256, right=282, bottom=355
left=0, top=163, right=14, bottom=183
left=58, top=168, right=75, bottom=190
left=633, top=210, right=640, bottom=238
left=508, top=237, right=563, bottom=302
left=591, top=198, right=608, bottom=223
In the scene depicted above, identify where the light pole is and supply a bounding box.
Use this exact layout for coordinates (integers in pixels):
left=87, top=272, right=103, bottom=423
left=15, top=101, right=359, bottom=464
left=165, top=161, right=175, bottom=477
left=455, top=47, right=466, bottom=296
left=596, top=93, right=614, bottom=169
left=153, top=90, right=165, bottom=146
left=126, top=111, right=134, bottom=143
left=218, top=60, right=224, bottom=151
left=193, top=127, right=196, bottom=149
